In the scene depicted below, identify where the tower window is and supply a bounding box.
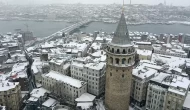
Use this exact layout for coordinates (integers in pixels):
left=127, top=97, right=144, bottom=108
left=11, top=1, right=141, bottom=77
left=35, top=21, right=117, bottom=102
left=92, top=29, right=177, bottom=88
left=122, top=74, right=124, bottom=78
left=112, top=48, right=114, bottom=53
left=123, top=49, right=126, bottom=54
left=122, top=58, right=126, bottom=64
left=116, top=58, right=119, bottom=65
left=128, top=49, right=131, bottom=54
left=116, top=49, right=120, bottom=54
left=110, top=73, right=112, bottom=76
left=128, top=58, right=131, bottom=64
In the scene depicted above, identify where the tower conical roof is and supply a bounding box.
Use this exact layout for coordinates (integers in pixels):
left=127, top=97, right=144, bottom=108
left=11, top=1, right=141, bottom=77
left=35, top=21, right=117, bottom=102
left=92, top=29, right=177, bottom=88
left=111, top=13, right=131, bottom=45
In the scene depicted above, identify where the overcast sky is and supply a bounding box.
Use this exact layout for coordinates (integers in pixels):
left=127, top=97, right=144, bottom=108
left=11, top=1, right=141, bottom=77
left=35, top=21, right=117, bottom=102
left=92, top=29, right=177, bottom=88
left=1, top=0, right=190, bottom=6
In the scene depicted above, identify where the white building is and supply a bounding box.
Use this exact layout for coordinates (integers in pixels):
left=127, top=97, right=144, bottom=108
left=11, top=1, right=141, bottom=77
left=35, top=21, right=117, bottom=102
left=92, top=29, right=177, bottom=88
left=146, top=73, right=170, bottom=110
left=153, top=45, right=187, bottom=58
left=131, top=61, right=157, bottom=109
left=75, top=93, right=96, bottom=110
left=84, top=62, right=106, bottom=96
left=146, top=73, right=190, bottom=110
left=63, top=42, right=89, bottom=57
left=71, top=61, right=106, bottom=96
left=135, top=42, right=152, bottom=50
left=42, top=71, right=87, bottom=104
left=136, top=49, right=152, bottom=60
left=49, top=58, right=70, bottom=75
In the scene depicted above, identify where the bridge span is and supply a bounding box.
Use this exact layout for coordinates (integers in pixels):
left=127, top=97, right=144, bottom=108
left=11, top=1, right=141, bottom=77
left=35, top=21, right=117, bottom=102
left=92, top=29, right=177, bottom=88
left=37, top=20, right=92, bottom=44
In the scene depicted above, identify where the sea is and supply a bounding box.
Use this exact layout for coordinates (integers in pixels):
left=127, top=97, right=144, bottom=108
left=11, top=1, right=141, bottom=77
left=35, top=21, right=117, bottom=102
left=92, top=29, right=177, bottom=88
left=0, top=20, right=190, bottom=38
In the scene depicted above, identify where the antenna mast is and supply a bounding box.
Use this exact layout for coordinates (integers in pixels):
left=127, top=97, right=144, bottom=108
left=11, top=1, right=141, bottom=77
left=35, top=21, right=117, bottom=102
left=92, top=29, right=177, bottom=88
left=122, top=0, right=125, bottom=13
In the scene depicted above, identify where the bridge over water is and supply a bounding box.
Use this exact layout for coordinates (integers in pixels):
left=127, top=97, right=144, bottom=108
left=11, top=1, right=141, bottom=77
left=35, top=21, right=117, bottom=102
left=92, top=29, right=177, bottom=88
left=38, top=20, right=92, bottom=43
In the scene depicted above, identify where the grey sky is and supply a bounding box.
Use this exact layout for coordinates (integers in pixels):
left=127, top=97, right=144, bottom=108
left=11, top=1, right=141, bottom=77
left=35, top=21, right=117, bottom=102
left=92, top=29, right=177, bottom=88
left=1, top=0, right=190, bottom=6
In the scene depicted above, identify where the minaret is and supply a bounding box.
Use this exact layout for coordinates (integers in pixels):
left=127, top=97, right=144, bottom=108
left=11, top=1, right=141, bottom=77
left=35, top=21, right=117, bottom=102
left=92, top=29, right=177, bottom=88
left=105, top=1, right=135, bottom=110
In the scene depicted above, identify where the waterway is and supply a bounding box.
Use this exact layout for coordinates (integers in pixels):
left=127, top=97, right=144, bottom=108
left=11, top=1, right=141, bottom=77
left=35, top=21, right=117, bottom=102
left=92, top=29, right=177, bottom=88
left=0, top=20, right=190, bottom=38
left=80, top=22, right=190, bottom=35
left=0, top=20, right=71, bottom=37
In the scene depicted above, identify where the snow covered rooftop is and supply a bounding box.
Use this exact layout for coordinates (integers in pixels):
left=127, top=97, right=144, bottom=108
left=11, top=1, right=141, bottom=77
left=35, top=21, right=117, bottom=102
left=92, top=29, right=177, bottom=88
left=151, top=73, right=170, bottom=83
left=41, top=42, right=55, bottom=49
left=45, top=71, right=86, bottom=88
left=151, top=73, right=190, bottom=96
left=139, top=60, right=163, bottom=70
left=136, top=42, right=151, bottom=45
left=42, top=97, right=57, bottom=107
left=50, top=59, right=64, bottom=65
left=91, top=50, right=106, bottom=58
left=81, top=36, right=94, bottom=42
left=137, top=49, right=152, bottom=56
left=91, top=42, right=102, bottom=50
left=84, top=62, right=105, bottom=71
left=151, top=53, right=186, bottom=68
left=0, top=81, right=19, bottom=92
left=9, top=62, right=28, bottom=79
left=75, top=93, right=96, bottom=102
left=62, top=42, right=88, bottom=51
left=170, top=76, right=190, bottom=90
left=71, top=62, right=84, bottom=68
left=133, top=66, right=157, bottom=80
left=28, top=87, right=50, bottom=102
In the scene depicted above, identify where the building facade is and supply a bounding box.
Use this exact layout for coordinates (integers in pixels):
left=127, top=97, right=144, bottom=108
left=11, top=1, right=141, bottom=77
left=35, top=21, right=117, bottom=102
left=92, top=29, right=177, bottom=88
left=49, top=58, right=70, bottom=75
left=42, top=71, right=87, bottom=104
left=71, top=61, right=106, bottom=96
left=145, top=73, right=190, bottom=110
left=105, top=12, right=135, bottom=110
left=153, top=49, right=187, bottom=58
left=135, top=42, right=152, bottom=50
left=131, top=67, right=156, bottom=109
left=0, top=82, right=21, bottom=110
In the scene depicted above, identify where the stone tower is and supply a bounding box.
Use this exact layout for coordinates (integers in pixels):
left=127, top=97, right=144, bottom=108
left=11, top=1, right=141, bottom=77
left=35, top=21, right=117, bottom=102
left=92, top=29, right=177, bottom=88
left=105, top=11, right=135, bottom=110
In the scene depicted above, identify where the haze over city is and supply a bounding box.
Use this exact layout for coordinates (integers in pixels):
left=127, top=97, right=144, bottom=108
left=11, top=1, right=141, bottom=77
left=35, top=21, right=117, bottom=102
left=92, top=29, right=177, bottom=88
left=0, top=0, right=190, bottom=6
left=0, top=0, right=190, bottom=110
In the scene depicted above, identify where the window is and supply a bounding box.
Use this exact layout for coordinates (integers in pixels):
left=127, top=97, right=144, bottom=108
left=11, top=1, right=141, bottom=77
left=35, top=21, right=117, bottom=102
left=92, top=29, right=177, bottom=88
left=110, top=73, right=112, bottom=76
left=116, top=58, right=119, bottom=64
left=168, top=101, right=170, bottom=104
left=122, top=58, right=126, bottom=64
left=128, top=49, right=131, bottom=53
left=123, top=49, right=126, bottom=54
left=112, top=48, right=114, bottom=53
left=116, top=49, right=120, bottom=54
left=122, top=74, right=124, bottom=78
left=128, top=58, right=131, bottom=64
